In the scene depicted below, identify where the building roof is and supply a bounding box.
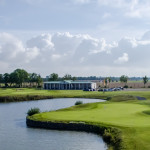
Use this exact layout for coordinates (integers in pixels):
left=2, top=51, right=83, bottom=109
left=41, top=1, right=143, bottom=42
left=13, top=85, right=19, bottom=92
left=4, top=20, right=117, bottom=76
left=44, top=80, right=95, bottom=84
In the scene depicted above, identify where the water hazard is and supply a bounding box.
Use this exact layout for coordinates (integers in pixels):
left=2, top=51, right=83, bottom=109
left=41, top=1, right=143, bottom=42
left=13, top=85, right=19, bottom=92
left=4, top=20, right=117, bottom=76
left=0, top=98, right=107, bottom=150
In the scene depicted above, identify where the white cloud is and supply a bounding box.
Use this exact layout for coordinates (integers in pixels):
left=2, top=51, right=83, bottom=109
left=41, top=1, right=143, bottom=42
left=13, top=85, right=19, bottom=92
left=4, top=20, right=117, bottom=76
left=142, top=31, right=150, bottom=40
left=0, top=33, right=40, bottom=64
left=26, top=34, right=54, bottom=51
left=25, top=47, right=40, bottom=63
left=51, top=54, right=61, bottom=61
left=114, top=53, right=129, bottom=64
left=0, top=61, right=9, bottom=73
left=1, top=31, right=150, bottom=76
left=0, top=33, right=25, bottom=61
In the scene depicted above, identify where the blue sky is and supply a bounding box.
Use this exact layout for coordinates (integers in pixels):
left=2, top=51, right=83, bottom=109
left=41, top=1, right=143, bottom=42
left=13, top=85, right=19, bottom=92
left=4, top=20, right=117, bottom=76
left=0, top=0, right=150, bottom=77
left=1, top=0, right=149, bottom=39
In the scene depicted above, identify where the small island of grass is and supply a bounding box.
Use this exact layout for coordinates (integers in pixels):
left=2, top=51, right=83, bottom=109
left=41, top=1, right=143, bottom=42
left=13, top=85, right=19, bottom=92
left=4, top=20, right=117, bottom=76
left=27, top=95, right=150, bottom=150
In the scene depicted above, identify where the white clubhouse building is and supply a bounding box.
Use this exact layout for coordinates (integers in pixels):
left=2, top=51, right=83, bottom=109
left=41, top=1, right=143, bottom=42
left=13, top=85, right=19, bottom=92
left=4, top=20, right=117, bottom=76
left=43, top=80, right=96, bottom=90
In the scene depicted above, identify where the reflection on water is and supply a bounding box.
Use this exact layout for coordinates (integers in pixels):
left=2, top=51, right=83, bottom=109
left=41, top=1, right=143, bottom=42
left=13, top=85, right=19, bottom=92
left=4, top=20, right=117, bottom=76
left=0, top=98, right=107, bottom=150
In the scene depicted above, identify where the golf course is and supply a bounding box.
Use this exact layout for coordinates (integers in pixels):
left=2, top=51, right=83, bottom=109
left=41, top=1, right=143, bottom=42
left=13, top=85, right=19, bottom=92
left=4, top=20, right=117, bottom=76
left=24, top=88, right=150, bottom=150
left=1, top=88, right=150, bottom=149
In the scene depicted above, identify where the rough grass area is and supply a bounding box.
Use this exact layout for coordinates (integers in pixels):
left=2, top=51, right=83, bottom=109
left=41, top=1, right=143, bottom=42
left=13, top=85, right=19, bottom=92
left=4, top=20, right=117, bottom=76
left=28, top=99, right=150, bottom=150
left=27, top=107, right=40, bottom=116
left=1, top=88, right=150, bottom=102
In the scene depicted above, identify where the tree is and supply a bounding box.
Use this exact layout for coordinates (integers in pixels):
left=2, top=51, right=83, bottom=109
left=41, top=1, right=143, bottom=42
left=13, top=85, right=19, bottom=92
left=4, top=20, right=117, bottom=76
left=12, top=69, right=28, bottom=87
left=28, top=73, right=43, bottom=87
left=0, top=74, right=3, bottom=87
left=72, top=76, right=77, bottom=81
left=104, top=78, right=108, bottom=87
left=120, top=75, right=128, bottom=85
left=9, top=72, right=18, bottom=87
left=143, top=76, right=148, bottom=87
left=28, top=73, right=38, bottom=87
left=36, top=74, right=43, bottom=87
left=63, top=74, right=72, bottom=80
left=49, top=73, right=58, bottom=81
left=63, top=74, right=77, bottom=81
left=3, top=73, right=10, bottom=87
left=108, top=77, right=111, bottom=83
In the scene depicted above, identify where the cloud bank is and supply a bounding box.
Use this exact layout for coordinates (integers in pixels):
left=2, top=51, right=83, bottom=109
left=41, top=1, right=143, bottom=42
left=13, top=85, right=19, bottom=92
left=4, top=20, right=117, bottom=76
left=0, top=31, right=150, bottom=76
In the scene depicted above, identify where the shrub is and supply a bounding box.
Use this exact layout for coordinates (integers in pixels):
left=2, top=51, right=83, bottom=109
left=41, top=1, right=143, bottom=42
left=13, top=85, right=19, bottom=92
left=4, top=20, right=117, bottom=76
left=106, top=97, right=111, bottom=101
left=37, top=85, right=42, bottom=88
left=27, top=107, right=40, bottom=116
left=75, top=101, right=83, bottom=105
left=103, top=128, right=122, bottom=150
left=123, top=85, right=128, bottom=88
left=103, top=129, right=112, bottom=143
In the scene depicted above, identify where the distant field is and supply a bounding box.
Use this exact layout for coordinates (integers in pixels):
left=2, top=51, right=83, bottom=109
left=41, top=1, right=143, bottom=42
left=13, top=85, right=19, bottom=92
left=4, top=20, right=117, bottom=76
left=97, top=81, right=150, bottom=88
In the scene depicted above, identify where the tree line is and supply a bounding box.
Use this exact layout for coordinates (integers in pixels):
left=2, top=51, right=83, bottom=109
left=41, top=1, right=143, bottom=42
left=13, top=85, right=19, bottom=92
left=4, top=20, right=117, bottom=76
left=47, top=73, right=76, bottom=81
left=0, top=69, right=149, bottom=88
left=120, top=75, right=149, bottom=87
left=0, top=69, right=42, bottom=88
left=0, top=70, right=77, bottom=88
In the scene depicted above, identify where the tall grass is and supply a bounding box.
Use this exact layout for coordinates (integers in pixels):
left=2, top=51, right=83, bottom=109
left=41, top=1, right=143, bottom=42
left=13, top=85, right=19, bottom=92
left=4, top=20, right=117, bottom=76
left=75, top=101, right=83, bottom=105
left=27, top=108, right=40, bottom=116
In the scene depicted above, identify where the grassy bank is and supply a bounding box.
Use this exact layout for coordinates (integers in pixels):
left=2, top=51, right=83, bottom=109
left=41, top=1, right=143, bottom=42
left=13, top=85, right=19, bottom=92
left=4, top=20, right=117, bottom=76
left=28, top=93, right=150, bottom=150
left=0, top=88, right=106, bottom=102
left=1, top=88, right=150, bottom=102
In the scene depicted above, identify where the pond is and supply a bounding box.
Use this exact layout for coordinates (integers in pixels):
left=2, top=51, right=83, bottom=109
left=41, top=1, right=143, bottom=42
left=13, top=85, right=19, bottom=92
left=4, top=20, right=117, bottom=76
left=0, top=98, right=107, bottom=150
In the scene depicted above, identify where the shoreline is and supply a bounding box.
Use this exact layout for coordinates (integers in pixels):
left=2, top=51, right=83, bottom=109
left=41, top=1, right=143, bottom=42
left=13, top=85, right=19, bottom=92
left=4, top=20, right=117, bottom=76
left=0, top=95, right=105, bottom=103
left=26, top=118, right=122, bottom=150
left=0, top=94, right=107, bottom=103
left=0, top=95, right=54, bottom=102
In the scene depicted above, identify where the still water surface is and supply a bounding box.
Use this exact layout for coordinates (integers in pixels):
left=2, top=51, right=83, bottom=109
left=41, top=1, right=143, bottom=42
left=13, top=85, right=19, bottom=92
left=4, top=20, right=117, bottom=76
left=0, top=98, right=107, bottom=150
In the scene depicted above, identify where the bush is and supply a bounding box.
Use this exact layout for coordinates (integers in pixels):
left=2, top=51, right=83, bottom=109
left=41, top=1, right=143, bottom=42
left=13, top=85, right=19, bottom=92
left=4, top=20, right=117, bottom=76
left=123, top=85, right=128, bottom=88
left=103, top=128, right=122, bottom=150
left=37, top=85, right=42, bottom=88
left=27, top=107, right=40, bottom=116
left=75, top=101, right=83, bottom=105
left=106, top=97, right=111, bottom=101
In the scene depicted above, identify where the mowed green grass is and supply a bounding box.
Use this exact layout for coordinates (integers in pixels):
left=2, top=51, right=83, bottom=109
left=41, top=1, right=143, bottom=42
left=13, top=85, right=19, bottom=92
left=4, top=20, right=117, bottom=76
left=30, top=102, right=150, bottom=127
left=29, top=95, right=150, bottom=149
left=0, top=88, right=106, bottom=99
left=1, top=88, right=150, bottom=100
left=0, top=88, right=104, bottom=97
